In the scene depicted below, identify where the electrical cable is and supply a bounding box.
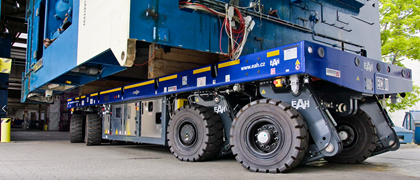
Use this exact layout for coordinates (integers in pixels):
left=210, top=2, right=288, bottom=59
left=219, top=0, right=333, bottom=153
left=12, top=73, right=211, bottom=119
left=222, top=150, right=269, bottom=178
left=180, top=2, right=254, bottom=60
left=133, top=48, right=157, bottom=67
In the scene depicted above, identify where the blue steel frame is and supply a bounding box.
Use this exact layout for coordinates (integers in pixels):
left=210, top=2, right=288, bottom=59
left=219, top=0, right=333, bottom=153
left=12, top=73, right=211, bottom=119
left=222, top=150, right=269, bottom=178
left=67, top=41, right=413, bottom=109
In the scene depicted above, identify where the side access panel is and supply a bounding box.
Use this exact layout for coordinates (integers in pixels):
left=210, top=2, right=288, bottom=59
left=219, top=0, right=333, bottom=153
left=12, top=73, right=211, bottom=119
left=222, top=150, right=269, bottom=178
left=103, top=114, right=111, bottom=135
left=141, top=99, right=163, bottom=138
left=111, top=104, right=124, bottom=135
left=125, top=103, right=139, bottom=136
left=102, top=97, right=168, bottom=145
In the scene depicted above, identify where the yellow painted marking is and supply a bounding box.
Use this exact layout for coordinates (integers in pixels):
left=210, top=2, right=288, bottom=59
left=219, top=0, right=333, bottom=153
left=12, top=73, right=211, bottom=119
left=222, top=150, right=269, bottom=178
left=176, top=99, right=188, bottom=109
left=295, top=59, right=300, bottom=65
left=67, top=99, right=72, bottom=102
left=105, top=129, right=108, bottom=134
left=90, top=93, right=98, bottom=97
left=116, top=129, right=118, bottom=135
left=124, top=80, right=154, bottom=90
left=267, top=50, right=280, bottom=58
left=193, top=66, right=211, bottom=74
left=261, top=89, right=266, bottom=94
left=126, top=122, right=131, bottom=136
left=357, top=76, right=360, bottom=81
left=0, top=58, right=12, bottom=74
left=159, top=74, right=178, bottom=82
left=75, top=97, right=80, bottom=100
left=81, top=96, right=86, bottom=99
left=100, top=87, right=121, bottom=95
left=218, top=60, right=240, bottom=68
left=1, top=69, right=10, bottom=73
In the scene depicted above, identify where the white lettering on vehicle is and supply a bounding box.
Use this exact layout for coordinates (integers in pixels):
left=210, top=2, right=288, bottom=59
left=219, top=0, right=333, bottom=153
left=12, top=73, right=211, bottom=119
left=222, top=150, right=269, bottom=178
left=270, top=58, right=280, bottom=67
left=214, top=105, right=228, bottom=114
left=291, top=99, right=310, bottom=110
left=364, top=62, right=373, bottom=72
left=241, top=62, right=265, bottom=71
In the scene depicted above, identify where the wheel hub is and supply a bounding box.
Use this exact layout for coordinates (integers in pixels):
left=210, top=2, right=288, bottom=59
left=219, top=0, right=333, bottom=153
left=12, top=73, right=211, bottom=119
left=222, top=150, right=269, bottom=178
left=257, top=131, right=271, bottom=144
left=179, top=123, right=196, bottom=146
left=337, top=124, right=356, bottom=147
left=338, top=130, right=349, bottom=141
left=250, top=123, right=282, bottom=154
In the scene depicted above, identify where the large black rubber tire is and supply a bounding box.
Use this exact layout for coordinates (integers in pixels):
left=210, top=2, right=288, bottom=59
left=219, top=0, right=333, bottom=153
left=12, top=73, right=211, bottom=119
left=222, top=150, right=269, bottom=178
left=85, top=114, right=102, bottom=146
left=70, top=114, right=84, bottom=143
left=231, top=99, right=308, bottom=173
left=167, top=105, right=224, bottom=162
left=325, top=110, right=377, bottom=164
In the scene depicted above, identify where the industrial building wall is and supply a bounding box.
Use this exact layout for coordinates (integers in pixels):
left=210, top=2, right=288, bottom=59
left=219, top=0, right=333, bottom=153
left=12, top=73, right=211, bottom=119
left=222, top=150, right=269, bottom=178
left=48, top=99, right=61, bottom=131
left=389, top=60, right=420, bottom=127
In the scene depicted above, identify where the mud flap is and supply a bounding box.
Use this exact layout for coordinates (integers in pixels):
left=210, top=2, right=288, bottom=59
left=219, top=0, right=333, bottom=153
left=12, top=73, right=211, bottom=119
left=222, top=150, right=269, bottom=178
left=359, top=97, right=400, bottom=156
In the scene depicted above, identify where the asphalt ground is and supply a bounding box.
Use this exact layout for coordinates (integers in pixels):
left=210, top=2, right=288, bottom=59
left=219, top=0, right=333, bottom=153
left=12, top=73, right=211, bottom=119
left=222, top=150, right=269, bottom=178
left=0, top=130, right=418, bottom=180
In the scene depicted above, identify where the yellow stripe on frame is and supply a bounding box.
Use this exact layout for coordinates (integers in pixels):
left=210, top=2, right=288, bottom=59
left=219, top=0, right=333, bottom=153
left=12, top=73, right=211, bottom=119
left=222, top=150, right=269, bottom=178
left=218, top=60, right=240, bottom=68
left=75, top=97, right=80, bottom=100
left=90, top=93, right=98, bottom=97
left=100, top=88, right=121, bottom=95
left=81, top=96, right=86, bottom=99
left=67, top=99, right=72, bottom=102
left=124, top=80, right=154, bottom=90
left=267, top=50, right=280, bottom=58
left=193, top=66, right=211, bottom=74
left=159, top=74, right=178, bottom=82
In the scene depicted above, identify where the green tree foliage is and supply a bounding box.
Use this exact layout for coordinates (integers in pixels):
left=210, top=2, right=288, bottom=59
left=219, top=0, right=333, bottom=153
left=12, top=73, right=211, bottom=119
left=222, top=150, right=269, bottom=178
left=387, top=86, right=420, bottom=113
left=380, top=0, right=420, bottom=111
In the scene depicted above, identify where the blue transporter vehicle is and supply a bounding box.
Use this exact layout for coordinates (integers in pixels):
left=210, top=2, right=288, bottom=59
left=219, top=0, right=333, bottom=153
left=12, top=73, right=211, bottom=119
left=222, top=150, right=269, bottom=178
left=26, top=0, right=412, bottom=173
left=68, top=40, right=413, bottom=172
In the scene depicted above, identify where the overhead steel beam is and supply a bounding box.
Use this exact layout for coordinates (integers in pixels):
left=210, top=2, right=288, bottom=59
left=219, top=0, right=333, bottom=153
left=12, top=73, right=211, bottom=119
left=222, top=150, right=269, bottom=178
left=9, top=83, right=21, bottom=86
left=11, top=51, right=25, bottom=56
left=8, top=77, right=22, bottom=82
left=10, top=54, right=25, bottom=59
left=11, top=48, right=26, bottom=54
left=7, top=87, right=21, bottom=91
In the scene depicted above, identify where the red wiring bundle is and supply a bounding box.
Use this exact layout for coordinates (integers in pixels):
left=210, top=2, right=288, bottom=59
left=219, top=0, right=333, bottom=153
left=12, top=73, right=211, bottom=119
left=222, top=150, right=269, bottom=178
left=220, top=7, right=246, bottom=57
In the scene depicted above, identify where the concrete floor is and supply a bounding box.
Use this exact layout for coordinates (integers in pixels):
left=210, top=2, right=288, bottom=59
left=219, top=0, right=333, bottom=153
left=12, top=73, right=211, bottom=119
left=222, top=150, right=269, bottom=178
left=0, top=130, right=419, bottom=180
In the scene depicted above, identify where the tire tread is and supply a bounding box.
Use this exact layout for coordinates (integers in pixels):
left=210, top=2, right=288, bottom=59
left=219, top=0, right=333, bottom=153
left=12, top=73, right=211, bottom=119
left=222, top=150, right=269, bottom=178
left=231, top=99, right=308, bottom=173
left=70, top=114, right=84, bottom=143
left=86, top=114, right=102, bottom=146
left=168, top=105, right=224, bottom=162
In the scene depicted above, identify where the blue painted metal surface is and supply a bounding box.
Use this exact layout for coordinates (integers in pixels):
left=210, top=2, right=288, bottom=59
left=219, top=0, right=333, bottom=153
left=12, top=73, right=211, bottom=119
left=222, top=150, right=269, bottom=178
left=130, top=0, right=381, bottom=59
left=51, top=0, right=73, bottom=39
left=403, top=111, right=420, bottom=144
left=67, top=41, right=413, bottom=109
left=394, top=126, right=414, bottom=144
left=25, top=0, right=384, bottom=103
